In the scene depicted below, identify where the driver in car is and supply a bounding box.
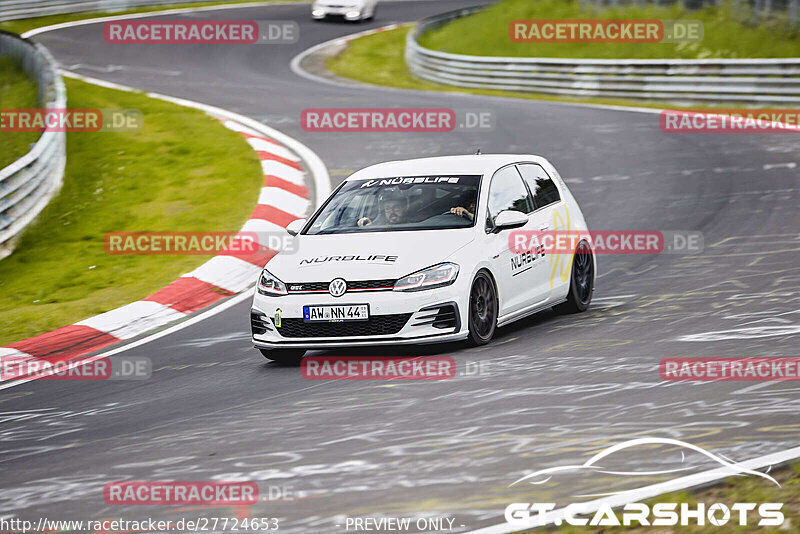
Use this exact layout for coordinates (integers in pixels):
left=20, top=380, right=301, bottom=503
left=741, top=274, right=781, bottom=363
left=449, top=201, right=476, bottom=222
left=358, top=192, right=408, bottom=227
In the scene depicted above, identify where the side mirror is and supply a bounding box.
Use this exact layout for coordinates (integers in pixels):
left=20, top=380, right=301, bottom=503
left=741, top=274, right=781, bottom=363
left=492, top=210, right=528, bottom=233
left=286, top=219, right=307, bottom=236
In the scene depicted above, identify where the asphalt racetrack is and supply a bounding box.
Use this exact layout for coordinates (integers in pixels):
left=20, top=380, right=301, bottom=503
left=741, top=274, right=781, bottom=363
left=3, top=1, right=800, bottom=531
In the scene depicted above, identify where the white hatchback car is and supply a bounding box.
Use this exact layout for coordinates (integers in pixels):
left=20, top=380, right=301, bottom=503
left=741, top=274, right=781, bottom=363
left=311, top=0, right=377, bottom=21
left=251, top=155, right=595, bottom=364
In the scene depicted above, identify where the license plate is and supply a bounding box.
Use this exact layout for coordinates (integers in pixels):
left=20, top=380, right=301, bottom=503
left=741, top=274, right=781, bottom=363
left=303, top=304, right=369, bottom=322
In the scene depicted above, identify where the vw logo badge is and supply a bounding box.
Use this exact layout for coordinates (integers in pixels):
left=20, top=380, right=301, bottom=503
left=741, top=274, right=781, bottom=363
left=328, top=278, right=347, bottom=297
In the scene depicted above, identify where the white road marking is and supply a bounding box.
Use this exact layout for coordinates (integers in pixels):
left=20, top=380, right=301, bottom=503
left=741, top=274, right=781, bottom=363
left=247, top=138, right=300, bottom=161
left=764, top=162, right=797, bottom=170
left=0, top=291, right=254, bottom=391
left=76, top=301, right=186, bottom=340
left=261, top=160, right=306, bottom=185
left=184, top=256, right=262, bottom=294
left=241, top=218, right=290, bottom=241
left=258, top=187, right=311, bottom=217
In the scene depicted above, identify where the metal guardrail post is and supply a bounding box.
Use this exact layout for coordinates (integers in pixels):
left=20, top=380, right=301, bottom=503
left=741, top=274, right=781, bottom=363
left=0, top=31, right=67, bottom=259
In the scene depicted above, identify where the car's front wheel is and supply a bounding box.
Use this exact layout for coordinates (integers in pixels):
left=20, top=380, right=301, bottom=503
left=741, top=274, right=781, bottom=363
left=260, top=349, right=305, bottom=365
left=554, top=240, right=594, bottom=314
left=467, top=271, right=497, bottom=345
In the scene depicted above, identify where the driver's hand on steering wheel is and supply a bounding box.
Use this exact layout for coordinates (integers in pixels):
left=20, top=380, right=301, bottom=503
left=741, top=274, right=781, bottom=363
left=450, top=207, right=474, bottom=220
left=357, top=217, right=373, bottom=227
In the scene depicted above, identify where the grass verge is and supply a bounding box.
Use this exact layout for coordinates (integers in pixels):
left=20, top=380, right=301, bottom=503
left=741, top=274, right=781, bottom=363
left=0, top=56, right=39, bottom=169
left=326, top=26, right=684, bottom=111
left=0, top=0, right=301, bottom=36
left=0, top=77, right=262, bottom=345
left=420, top=0, right=800, bottom=59
left=549, top=461, right=800, bottom=533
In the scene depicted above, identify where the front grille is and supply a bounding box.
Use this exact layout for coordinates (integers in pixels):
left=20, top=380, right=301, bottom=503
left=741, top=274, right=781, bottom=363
left=287, top=282, right=328, bottom=292
left=276, top=314, right=411, bottom=338
left=349, top=279, right=396, bottom=290
left=412, top=303, right=460, bottom=330
left=287, top=279, right=395, bottom=293
left=251, top=310, right=272, bottom=335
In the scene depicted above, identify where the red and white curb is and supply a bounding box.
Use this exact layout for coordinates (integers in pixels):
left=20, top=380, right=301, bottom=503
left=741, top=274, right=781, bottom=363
left=0, top=72, right=330, bottom=381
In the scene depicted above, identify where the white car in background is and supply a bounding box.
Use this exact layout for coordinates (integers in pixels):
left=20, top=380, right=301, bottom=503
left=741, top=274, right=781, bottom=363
left=251, top=155, right=595, bottom=364
left=311, top=0, right=377, bottom=21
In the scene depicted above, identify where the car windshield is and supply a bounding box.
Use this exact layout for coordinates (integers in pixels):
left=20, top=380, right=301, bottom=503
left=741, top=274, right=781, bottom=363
left=304, top=175, right=481, bottom=235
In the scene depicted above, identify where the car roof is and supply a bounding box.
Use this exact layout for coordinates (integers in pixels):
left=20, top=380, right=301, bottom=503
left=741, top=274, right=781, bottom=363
left=344, top=154, right=550, bottom=182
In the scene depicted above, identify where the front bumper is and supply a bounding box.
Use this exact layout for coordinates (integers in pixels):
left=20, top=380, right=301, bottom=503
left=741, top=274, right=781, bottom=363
left=251, top=284, right=467, bottom=349
left=312, top=7, right=363, bottom=19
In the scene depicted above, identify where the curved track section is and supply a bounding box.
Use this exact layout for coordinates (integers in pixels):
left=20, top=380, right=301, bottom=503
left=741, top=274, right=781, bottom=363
left=3, top=2, right=799, bottom=531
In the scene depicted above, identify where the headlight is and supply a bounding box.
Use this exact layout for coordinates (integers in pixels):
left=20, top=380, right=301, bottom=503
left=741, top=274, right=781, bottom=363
left=393, top=263, right=459, bottom=292
left=258, top=269, right=287, bottom=296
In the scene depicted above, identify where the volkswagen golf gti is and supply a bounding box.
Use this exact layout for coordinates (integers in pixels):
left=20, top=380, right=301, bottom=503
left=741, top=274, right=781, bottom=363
left=251, top=155, right=595, bottom=364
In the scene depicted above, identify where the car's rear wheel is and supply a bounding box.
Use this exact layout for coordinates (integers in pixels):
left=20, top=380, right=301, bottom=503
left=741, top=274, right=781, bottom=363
left=555, top=240, right=594, bottom=314
left=260, top=349, right=305, bottom=365
left=467, top=271, right=497, bottom=345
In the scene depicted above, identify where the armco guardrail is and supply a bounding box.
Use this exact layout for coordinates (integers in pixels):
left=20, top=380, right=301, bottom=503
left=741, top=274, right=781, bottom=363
left=0, top=0, right=246, bottom=21
left=0, top=31, right=66, bottom=259
left=406, top=7, right=800, bottom=104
